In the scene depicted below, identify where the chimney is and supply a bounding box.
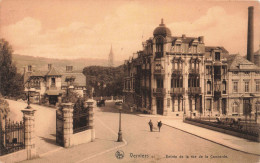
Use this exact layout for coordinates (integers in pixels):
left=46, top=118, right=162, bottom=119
left=182, top=34, right=186, bottom=39
left=66, top=66, right=73, bottom=72
left=28, top=65, right=32, bottom=72
left=199, top=36, right=204, bottom=44
left=247, top=6, right=254, bottom=63
left=48, top=64, right=52, bottom=70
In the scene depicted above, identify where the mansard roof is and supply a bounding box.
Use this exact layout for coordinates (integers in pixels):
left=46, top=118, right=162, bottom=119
left=205, top=46, right=229, bottom=53
left=227, top=54, right=260, bottom=71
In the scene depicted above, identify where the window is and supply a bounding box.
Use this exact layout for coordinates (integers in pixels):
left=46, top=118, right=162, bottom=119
left=206, top=66, right=212, bottom=75
left=256, top=81, right=260, bottom=92
left=51, top=78, right=56, bottom=87
left=156, top=37, right=163, bottom=53
left=222, top=81, right=226, bottom=94
left=233, top=81, right=238, bottom=93
left=245, top=81, right=249, bottom=92
left=207, top=81, right=211, bottom=94
left=244, top=71, right=250, bottom=75
left=215, top=52, right=220, bottom=61
left=156, top=79, right=163, bottom=88
left=233, top=72, right=238, bottom=75
left=232, top=102, right=239, bottom=113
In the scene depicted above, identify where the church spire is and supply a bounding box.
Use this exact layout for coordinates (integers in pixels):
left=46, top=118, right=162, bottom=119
left=108, top=45, right=114, bottom=67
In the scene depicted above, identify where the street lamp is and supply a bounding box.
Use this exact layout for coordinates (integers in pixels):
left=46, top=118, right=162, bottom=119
left=117, top=103, right=123, bottom=142
left=25, top=82, right=35, bottom=109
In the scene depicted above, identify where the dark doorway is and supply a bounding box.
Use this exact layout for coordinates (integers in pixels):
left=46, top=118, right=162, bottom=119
left=222, top=98, right=227, bottom=114
left=243, top=98, right=251, bottom=115
left=49, top=96, right=58, bottom=105
left=156, top=98, right=164, bottom=115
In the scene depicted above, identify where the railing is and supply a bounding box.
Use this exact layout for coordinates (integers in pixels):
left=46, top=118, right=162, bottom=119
left=188, top=87, right=201, bottom=94
left=189, top=69, right=199, bottom=74
left=155, top=52, right=163, bottom=58
left=0, top=119, right=25, bottom=156
left=153, top=88, right=166, bottom=94
left=172, top=69, right=183, bottom=74
left=154, top=69, right=165, bottom=75
left=47, top=86, right=58, bottom=90
left=170, top=88, right=185, bottom=95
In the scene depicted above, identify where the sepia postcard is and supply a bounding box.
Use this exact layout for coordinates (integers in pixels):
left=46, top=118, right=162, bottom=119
left=0, top=0, right=259, bottom=163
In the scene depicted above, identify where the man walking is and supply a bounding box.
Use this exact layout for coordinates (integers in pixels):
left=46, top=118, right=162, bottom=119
left=148, top=120, right=153, bottom=132
left=158, top=121, right=162, bottom=132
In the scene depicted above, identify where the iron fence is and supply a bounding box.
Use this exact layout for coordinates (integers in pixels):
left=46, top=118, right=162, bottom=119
left=0, top=119, right=25, bottom=156
left=73, top=100, right=89, bottom=134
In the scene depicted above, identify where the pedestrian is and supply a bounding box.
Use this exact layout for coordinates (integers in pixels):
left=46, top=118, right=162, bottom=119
left=148, top=120, right=153, bottom=132
left=158, top=121, right=162, bottom=132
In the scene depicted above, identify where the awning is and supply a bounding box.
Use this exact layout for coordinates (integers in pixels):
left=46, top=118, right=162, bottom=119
left=45, top=90, right=62, bottom=96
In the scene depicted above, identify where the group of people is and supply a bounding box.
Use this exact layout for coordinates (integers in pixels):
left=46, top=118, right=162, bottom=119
left=148, top=120, right=162, bottom=132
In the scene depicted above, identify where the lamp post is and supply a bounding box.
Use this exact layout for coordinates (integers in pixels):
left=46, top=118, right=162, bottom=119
left=117, top=103, right=123, bottom=142
left=25, top=82, right=35, bottom=109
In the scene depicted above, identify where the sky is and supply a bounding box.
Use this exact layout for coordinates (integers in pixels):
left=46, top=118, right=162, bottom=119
left=0, top=0, right=259, bottom=64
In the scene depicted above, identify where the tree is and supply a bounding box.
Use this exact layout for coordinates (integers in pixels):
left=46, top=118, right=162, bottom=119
left=0, top=39, right=24, bottom=98
left=0, top=95, right=10, bottom=118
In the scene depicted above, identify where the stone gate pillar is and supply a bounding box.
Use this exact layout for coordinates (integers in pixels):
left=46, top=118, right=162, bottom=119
left=21, top=106, right=37, bottom=160
left=86, top=99, right=95, bottom=142
left=62, top=103, right=74, bottom=148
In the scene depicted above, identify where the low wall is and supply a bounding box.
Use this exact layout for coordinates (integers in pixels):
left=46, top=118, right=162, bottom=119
left=0, top=149, right=30, bottom=163
left=184, top=120, right=260, bottom=142
left=71, top=129, right=93, bottom=146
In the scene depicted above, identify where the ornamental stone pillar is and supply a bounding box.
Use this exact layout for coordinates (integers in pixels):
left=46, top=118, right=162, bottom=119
left=21, top=106, right=37, bottom=160
left=62, top=103, right=73, bottom=148
left=86, top=99, right=95, bottom=142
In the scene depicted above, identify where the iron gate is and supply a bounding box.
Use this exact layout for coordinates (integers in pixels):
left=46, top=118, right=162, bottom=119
left=0, top=118, right=25, bottom=156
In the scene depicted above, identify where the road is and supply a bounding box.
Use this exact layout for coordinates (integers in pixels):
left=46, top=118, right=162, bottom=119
left=4, top=100, right=259, bottom=163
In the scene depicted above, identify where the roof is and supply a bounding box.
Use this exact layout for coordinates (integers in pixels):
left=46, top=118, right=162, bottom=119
left=171, top=37, right=198, bottom=44
left=61, top=72, right=86, bottom=87
left=153, top=19, right=171, bottom=37
left=46, top=67, right=62, bottom=76
left=227, top=54, right=260, bottom=71
left=205, top=46, right=229, bottom=53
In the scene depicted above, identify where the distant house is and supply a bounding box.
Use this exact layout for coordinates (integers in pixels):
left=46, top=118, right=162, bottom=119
left=24, top=64, right=86, bottom=105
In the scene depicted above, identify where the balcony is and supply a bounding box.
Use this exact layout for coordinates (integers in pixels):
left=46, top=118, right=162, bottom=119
left=172, top=69, right=183, bottom=75
left=153, top=88, right=166, bottom=96
left=47, top=86, right=57, bottom=90
left=154, top=69, right=165, bottom=75
left=155, top=52, right=163, bottom=58
left=189, top=69, right=199, bottom=74
left=170, top=88, right=185, bottom=96
left=187, top=87, right=201, bottom=95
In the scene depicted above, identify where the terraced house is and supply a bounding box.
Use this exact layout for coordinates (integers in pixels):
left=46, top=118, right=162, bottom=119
left=24, top=64, right=87, bottom=105
left=123, top=18, right=260, bottom=118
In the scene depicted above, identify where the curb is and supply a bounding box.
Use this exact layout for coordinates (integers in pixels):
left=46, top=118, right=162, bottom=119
left=163, top=122, right=260, bottom=156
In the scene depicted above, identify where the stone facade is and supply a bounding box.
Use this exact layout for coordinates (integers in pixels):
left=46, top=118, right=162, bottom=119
left=123, top=19, right=260, bottom=117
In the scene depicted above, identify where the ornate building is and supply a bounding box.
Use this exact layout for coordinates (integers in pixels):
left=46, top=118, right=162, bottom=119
left=123, top=19, right=260, bottom=117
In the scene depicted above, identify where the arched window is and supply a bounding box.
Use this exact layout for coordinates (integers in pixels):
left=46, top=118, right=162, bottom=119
left=156, top=37, right=164, bottom=53
left=232, top=102, right=239, bottom=113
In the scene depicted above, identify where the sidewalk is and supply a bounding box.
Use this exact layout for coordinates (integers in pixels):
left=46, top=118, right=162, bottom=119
left=162, top=119, right=260, bottom=156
